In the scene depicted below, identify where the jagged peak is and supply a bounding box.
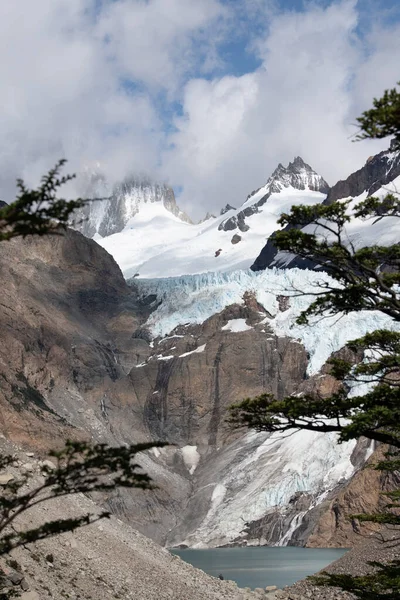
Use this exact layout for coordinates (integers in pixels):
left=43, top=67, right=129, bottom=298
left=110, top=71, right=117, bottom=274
left=267, top=156, right=330, bottom=195
left=72, top=172, right=192, bottom=238
left=220, top=203, right=236, bottom=216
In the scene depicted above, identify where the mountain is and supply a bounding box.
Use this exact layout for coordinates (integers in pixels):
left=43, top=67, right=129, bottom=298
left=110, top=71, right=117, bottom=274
left=72, top=173, right=192, bottom=239
left=251, top=145, right=400, bottom=271
left=0, top=227, right=385, bottom=552
left=93, top=157, right=329, bottom=278
left=218, top=156, right=329, bottom=233
left=1, top=146, right=399, bottom=562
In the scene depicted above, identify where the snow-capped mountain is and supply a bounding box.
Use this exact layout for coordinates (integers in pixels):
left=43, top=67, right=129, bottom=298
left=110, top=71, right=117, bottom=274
left=68, top=145, right=400, bottom=549
left=218, top=156, right=329, bottom=233
left=72, top=173, right=192, bottom=239
left=252, top=145, right=400, bottom=271
left=94, top=157, right=329, bottom=278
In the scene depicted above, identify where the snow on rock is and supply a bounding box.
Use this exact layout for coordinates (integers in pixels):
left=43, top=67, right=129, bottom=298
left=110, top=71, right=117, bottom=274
left=180, top=445, right=200, bottom=475
left=98, top=185, right=326, bottom=278
left=221, top=319, right=252, bottom=333
left=134, top=268, right=399, bottom=374
left=179, top=344, right=206, bottom=358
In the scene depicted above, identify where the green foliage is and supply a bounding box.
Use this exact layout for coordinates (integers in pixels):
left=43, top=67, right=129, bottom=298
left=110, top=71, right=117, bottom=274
left=230, top=83, right=400, bottom=599
left=0, top=159, right=85, bottom=241
left=275, top=202, right=400, bottom=325
left=0, top=440, right=167, bottom=556
left=355, top=81, right=400, bottom=147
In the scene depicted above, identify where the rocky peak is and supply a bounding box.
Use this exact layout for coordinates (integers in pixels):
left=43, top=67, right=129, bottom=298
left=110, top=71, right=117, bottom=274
left=251, top=145, right=400, bottom=272
left=220, top=203, right=236, bottom=216
left=72, top=173, right=192, bottom=239
left=267, top=156, right=330, bottom=195
left=219, top=157, right=329, bottom=233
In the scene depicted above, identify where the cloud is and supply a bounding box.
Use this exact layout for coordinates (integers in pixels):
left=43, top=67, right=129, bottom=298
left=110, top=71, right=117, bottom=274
left=0, top=0, right=399, bottom=221
left=0, top=0, right=224, bottom=200
left=162, top=0, right=400, bottom=219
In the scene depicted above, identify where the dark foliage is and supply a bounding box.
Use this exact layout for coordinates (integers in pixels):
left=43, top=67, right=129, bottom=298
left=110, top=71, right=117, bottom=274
left=0, top=159, right=85, bottom=241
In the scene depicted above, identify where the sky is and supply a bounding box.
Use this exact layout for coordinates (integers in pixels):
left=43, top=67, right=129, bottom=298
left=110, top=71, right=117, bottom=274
left=0, top=0, right=399, bottom=220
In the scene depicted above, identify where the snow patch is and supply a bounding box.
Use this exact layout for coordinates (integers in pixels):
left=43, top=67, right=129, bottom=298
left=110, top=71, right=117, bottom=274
left=222, top=319, right=252, bottom=333
left=180, top=445, right=200, bottom=475
left=179, top=344, right=206, bottom=358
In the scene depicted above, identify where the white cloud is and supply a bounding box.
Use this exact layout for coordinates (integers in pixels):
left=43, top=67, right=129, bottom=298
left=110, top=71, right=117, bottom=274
left=97, top=0, right=226, bottom=92
left=0, top=0, right=224, bottom=200
left=162, top=0, right=400, bottom=218
left=0, top=0, right=399, bottom=222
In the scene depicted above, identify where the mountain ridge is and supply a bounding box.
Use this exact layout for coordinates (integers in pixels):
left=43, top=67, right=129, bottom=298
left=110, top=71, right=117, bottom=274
left=251, top=145, right=400, bottom=271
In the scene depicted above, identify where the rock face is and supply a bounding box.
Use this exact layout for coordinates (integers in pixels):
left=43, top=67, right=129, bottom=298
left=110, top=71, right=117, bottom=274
left=325, top=144, right=400, bottom=205
left=0, top=230, right=191, bottom=543
left=251, top=146, right=400, bottom=271
left=73, top=176, right=192, bottom=238
left=219, top=157, right=329, bottom=233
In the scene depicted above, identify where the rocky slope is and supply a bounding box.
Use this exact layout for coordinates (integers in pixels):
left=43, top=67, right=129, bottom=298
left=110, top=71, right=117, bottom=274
left=0, top=438, right=265, bottom=600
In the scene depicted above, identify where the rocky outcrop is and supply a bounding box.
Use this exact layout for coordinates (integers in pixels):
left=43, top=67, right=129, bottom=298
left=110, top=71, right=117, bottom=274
left=220, top=203, right=236, bottom=215
left=0, top=230, right=190, bottom=543
left=325, top=142, right=400, bottom=205
left=219, top=157, right=329, bottom=233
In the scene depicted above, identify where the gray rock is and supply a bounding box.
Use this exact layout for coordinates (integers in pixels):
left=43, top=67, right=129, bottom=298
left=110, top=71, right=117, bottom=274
left=0, top=473, right=14, bottom=485
left=20, top=592, right=40, bottom=600
left=21, top=578, right=30, bottom=591
left=39, top=460, right=56, bottom=471
left=8, top=570, right=24, bottom=584
left=21, top=462, right=35, bottom=474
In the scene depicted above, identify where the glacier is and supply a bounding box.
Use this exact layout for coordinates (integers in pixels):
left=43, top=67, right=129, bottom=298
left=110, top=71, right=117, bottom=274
left=178, top=428, right=359, bottom=548
left=132, top=267, right=399, bottom=375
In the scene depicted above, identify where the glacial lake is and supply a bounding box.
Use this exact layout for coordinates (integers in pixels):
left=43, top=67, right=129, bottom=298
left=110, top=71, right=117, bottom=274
left=171, top=547, right=348, bottom=590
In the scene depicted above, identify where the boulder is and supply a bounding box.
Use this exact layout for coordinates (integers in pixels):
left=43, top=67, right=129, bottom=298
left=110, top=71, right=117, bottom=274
left=21, top=592, right=40, bottom=600
left=0, top=473, right=14, bottom=485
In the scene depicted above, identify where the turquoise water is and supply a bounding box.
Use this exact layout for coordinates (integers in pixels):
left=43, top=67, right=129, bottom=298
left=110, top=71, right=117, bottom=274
left=171, top=546, right=347, bottom=590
